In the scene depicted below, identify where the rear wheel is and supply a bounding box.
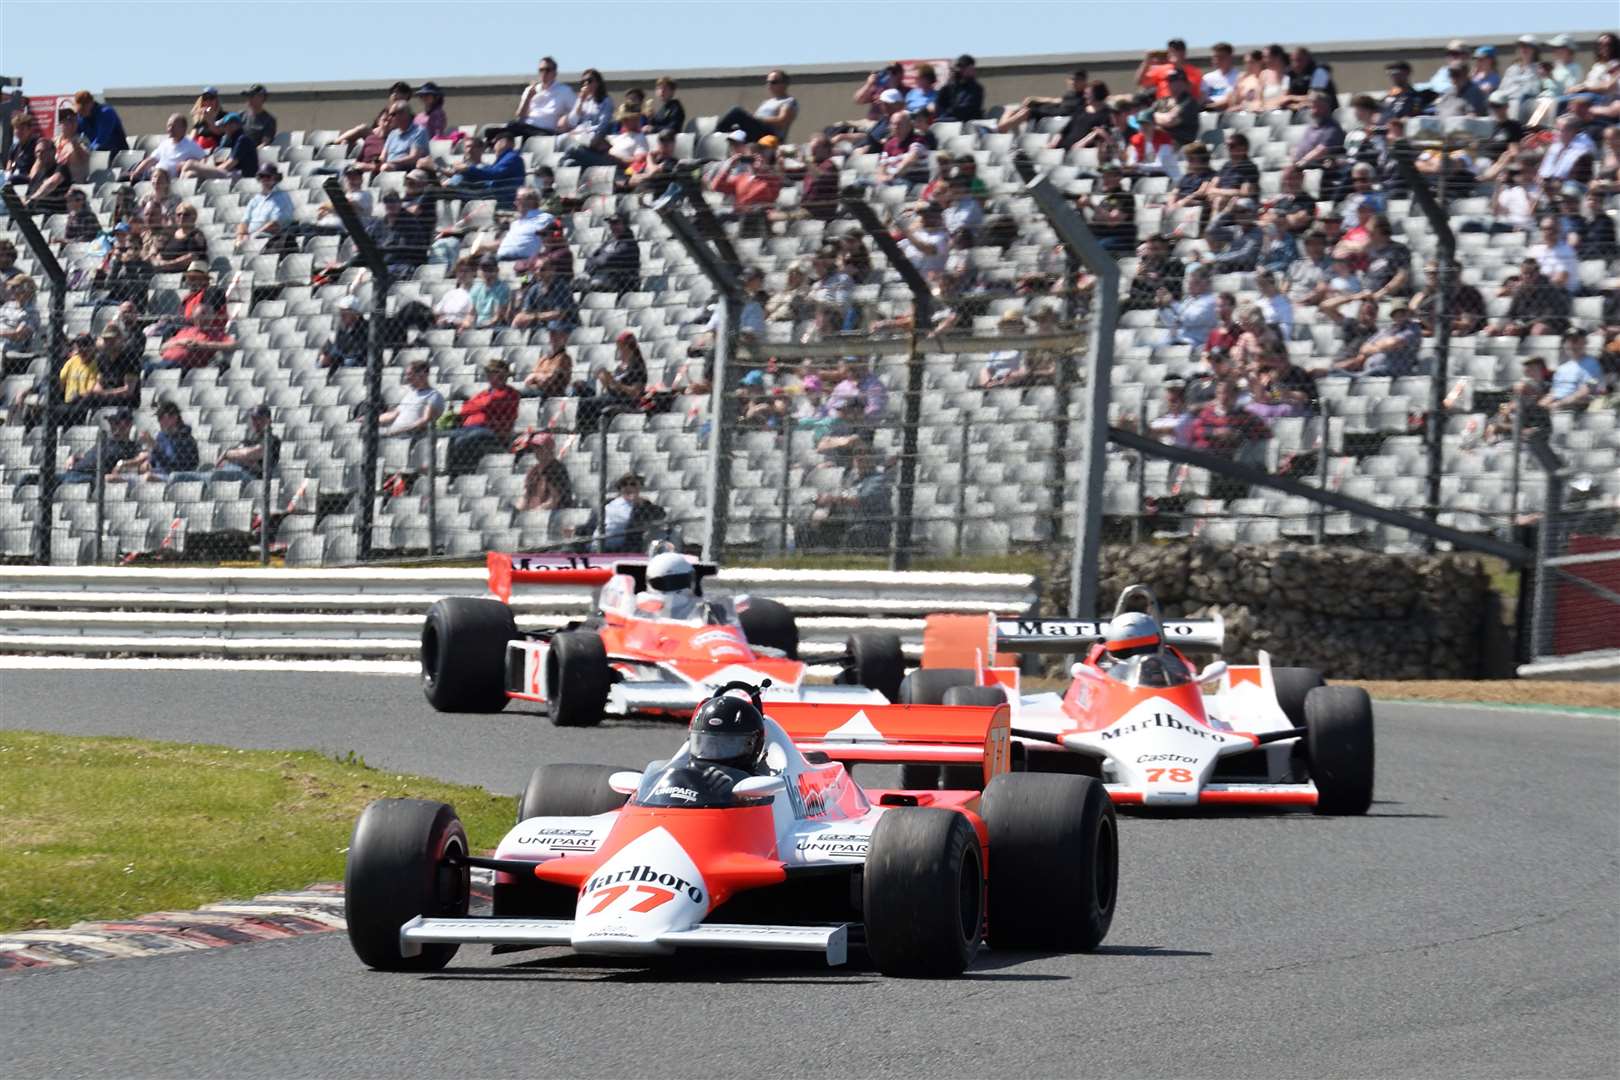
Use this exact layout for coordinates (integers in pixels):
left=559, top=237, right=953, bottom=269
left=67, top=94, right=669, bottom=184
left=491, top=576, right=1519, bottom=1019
left=517, top=764, right=631, bottom=822
left=547, top=631, right=611, bottom=727
left=1272, top=666, right=1326, bottom=728
left=737, top=597, right=798, bottom=659
left=980, top=773, right=1117, bottom=952
left=421, top=597, right=516, bottom=713
left=938, top=686, right=1007, bottom=789
left=898, top=667, right=977, bottom=705
left=344, top=799, right=470, bottom=971
left=844, top=631, right=905, bottom=702
left=896, top=675, right=998, bottom=789
left=1305, top=686, right=1375, bottom=815
left=863, top=808, right=983, bottom=977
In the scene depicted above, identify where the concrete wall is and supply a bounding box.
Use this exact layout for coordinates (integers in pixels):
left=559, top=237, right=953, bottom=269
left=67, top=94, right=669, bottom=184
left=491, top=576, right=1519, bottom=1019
left=100, top=32, right=1608, bottom=143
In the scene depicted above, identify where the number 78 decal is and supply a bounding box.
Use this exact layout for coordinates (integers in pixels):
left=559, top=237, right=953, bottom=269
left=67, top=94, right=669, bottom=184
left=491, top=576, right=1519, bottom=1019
left=585, top=884, right=676, bottom=915
left=1145, top=767, right=1194, bottom=783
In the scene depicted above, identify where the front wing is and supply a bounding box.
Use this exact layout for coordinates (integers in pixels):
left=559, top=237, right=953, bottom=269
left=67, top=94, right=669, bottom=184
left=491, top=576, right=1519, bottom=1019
left=399, top=916, right=849, bottom=964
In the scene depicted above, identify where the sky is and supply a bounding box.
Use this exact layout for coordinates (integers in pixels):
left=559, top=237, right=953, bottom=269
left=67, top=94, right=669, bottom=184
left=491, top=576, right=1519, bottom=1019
left=2, top=0, right=1615, bottom=94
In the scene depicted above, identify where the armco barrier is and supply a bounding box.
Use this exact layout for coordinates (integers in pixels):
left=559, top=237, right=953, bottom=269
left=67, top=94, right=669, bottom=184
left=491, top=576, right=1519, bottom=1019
left=0, top=566, right=1038, bottom=663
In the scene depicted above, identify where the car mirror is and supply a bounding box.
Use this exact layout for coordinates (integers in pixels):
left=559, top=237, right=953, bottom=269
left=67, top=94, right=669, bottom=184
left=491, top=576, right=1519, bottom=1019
left=608, top=770, right=643, bottom=795
left=1197, top=660, right=1228, bottom=686
left=733, top=775, right=786, bottom=798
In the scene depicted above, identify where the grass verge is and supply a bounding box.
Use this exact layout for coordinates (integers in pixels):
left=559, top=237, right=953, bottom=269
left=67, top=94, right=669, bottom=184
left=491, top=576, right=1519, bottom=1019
left=0, top=732, right=514, bottom=933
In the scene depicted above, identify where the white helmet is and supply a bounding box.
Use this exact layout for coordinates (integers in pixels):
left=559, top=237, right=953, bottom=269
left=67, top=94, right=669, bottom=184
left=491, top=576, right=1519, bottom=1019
left=646, top=551, right=694, bottom=594
left=1105, top=610, right=1162, bottom=660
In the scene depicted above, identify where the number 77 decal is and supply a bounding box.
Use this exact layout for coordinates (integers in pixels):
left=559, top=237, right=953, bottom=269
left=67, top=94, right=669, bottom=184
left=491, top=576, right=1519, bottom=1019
left=585, top=884, right=677, bottom=915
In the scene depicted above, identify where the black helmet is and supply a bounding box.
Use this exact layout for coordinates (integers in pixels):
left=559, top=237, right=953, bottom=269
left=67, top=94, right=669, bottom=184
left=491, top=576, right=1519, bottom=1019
left=688, top=694, right=766, bottom=771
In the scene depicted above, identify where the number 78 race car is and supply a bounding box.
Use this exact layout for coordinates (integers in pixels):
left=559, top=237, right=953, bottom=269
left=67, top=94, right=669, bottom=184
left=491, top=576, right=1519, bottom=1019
left=343, top=681, right=1119, bottom=978
left=420, top=553, right=906, bottom=725
left=899, top=585, right=1375, bottom=813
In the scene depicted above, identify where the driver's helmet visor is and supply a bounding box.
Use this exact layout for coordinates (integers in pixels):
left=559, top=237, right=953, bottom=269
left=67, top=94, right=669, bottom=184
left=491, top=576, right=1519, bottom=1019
left=648, top=572, right=693, bottom=592
left=690, top=730, right=757, bottom=763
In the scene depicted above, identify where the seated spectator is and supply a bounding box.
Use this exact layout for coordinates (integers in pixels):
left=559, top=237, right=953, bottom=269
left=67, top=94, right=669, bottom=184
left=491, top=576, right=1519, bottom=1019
left=849, top=63, right=906, bottom=129
left=979, top=311, right=1030, bottom=387
left=1079, top=163, right=1136, bottom=253
left=998, top=68, right=1087, bottom=133
left=81, top=323, right=142, bottom=413
left=190, top=87, right=224, bottom=150
left=494, top=58, right=576, bottom=139
left=1137, top=39, right=1203, bottom=99
left=1229, top=49, right=1269, bottom=113
left=1204, top=199, right=1263, bottom=271
left=378, top=358, right=447, bottom=445
left=112, top=401, right=199, bottom=482
left=59, top=407, right=141, bottom=484
left=1126, top=109, right=1179, bottom=175
left=1257, top=211, right=1298, bottom=276
left=127, top=114, right=205, bottom=182
left=575, top=330, right=647, bottom=436
left=1293, top=93, right=1346, bottom=182
left=512, top=254, right=579, bottom=334
left=432, top=256, right=478, bottom=330
left=318, top=296, right=369, bottom=371
left=93, top=229, right=155, bottom=312
left=58, top=188, right=101, bottom=243
left=1339, top=213, right=1412, bottom=301
left=411, top=82, right=447, bottom=139
left=1527, top=214, right=1580, bottom=293
left=1149, top=380, right=1196, bottom=446
left=1482, top=161, right=1536, bottom=233
left=709, top=136, right=784, bottom=238
left=1541, top=329, right=1605, bottom=412
left=1189, top=379, right=1269, bottom=460
left=209, top=404, right=280, bottom=482
left=1325, top=303, right=1421, bottom=377
left=935, top=55, right=985, bottom=123
left=1432, top=63, right=1488, bottom=118
left=446, top=358, right=519, bottom=476
left=182, top=111, right=258, bottom=180
left=560, top=103, right=648, bottom=172
left=1200, top=42, right=1240, bottom=109
left=6, top=112, right=50, bottom=198
left=235, top=164, right=295, bottom=255
left=148, top=204, right=209, bottom=274
left=1421, top=39, right=1472, bottom=96
left=805, top=247, right=854, bottom=326
left=72, top=90, right=128, bottom=153
left=22, top=106, right=90, bottom=214
left=1165, top=142, right=1216, bottom=216
left=523, top=328, right=574, bottom=399
left=896, top=201, right=952, bottom=274
left=1153, top=70, right=1201, bottom=147
left=556, top=69, right=613, bottom=135
left=579, top=472, right=666, bottom=552
left=1572, top=188, right=1618, bottom=261
left=311, top=163, right=374, bottom=233
left=0, top=275, right=41, bottom=374
left=1379, top=61, right=1422, bottom=122
left=1228, top=303, right=1278, bottom=369
left=468, top=255, right=513, bottom=328
left=1158, top=266, right=1218, bottom=346
left=876, top=110, right=931, bottom=187
left=54, top=332, right=102, bottom=425
left=236, top=84, right=276, bottom=146
left=514, top=433, right=573, bottom=511
left=1538, top=115, right=1596, bottom=187
left=802, top=450, right=892, bottom=552
left=358, top=102, right=430, bottom=176
left=1206, top=133, right=1260, bottom=215
left=1245, top=345, right=1318, bottom=419
left=766, top=262, right=814, bottom=324
left=1125, top=233, right=1184, bottom=311
left=445, top=134, right=525, bottom=208
left=624, top=128, right=683, bottom=200
left=153, top=289, right=235, bottom=373
left=336, top=82, right=412, bottom=170
left=1412, top=261, right=1487, bottom=337
left=645, top=76, right=685, bottom=134
left=581, top=211, right=640, bottom=294
left=1054, top=80, right=1114, bottom=151
left=1254, top=270, right=1294, bottom=339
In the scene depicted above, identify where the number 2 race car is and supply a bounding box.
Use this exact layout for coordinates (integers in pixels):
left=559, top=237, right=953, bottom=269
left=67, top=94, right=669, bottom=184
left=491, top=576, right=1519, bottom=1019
left=420, top=553, right=906, bottom=725
left=896, top=585, right=1375, bottom=813
left=344, top=681, right=1119, bottom=978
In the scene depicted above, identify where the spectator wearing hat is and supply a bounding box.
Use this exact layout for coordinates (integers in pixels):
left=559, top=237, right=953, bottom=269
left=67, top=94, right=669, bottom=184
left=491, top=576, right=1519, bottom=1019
left=1432, top=63, right=1489, bottom=119
left=852, top=63, right=906, bottom=127
left=715, top=70, right=799, bottom=143
left=513, top=254, right=580, bottom=335
left=239, top=84, right=277, bottom=147
left=581, top=212, right=641, bottom=295
left=624, top=128, right=682, bottom=200
left=577, top=472, right=666, bottom=553
left=113, top=400, right=199, bottom=482
left=447, top=358, right=520, bottom=476
left=1499, top=37, right=1543, bottom=111
left=709, top=136, right=784, bottom=238
left=59, top=407, right=140, bottom=484
left=1379, top=61, right=1422, bottom=123
left=152, top=289, right=235, bottom=373
left=71, top=90, right=128, bottom=153
left=318, top=296, right=369, bottom=372
left=513, top=433, right=573, bottom=512
left=521, top=328, right=575, bottom=400
left=183, top=111, right=259, bottom=180
left=1422, top=39, right=1474, bottom=97
left=468, top=255, right=513, bottom=328
left=1152, top=71, right=1200, bottom=147
left=236, top=164, right=295, bottom=255
left=312, top=163, right=374, bottom=232
left=1470, top=47, right=1502, bottom=96
left=1479, top=92, right=1526, bottom=159
left=190, top=86, right=224, bottom=150
left=934, top=55, right=985, bottom=123
left=210, top=405, right=280, bottom=483
left=575, top=330, right=648, bottom=436
left=411, top=82, right=447, bottom=139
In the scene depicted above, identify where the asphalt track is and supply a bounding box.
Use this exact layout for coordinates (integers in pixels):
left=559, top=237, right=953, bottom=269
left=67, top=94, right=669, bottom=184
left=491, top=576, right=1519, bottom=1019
left=2, top=670, right=1617, bottom=1080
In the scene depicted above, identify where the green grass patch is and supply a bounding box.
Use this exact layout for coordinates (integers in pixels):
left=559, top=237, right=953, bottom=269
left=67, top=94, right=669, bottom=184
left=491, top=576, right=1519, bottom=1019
left=0, top=732, right=514, bottom=933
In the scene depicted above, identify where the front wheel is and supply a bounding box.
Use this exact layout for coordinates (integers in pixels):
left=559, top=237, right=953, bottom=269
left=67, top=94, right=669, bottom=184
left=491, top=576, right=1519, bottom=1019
left=863, top=808, right=983, bottom=977
left=517, top=763, right=632, bottom=822
left=844, top=631, right=905, bottom=702
left=1305, top=685, right=1375, bottom=815
left=547, top=631, right=611, bottom=727
left=421, top=597, right=516, bottom=713
left=1272, top=666, right=1326, bottom=728
left=344, top=799, right=470, bottom=971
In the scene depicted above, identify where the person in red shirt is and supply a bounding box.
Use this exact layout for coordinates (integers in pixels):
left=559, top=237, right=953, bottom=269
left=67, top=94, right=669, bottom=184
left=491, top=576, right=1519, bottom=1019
left=1126, top=110, right=1177, bottom=174
left=709, top=135, right=784, bottom=237
left=1137, top=38, right=1203, bottom=99
left=1189, top=379, right=1270, bottom=459
left=447, top=357, right=520, bottom=477
left=149, top=288, right=235, bottom=373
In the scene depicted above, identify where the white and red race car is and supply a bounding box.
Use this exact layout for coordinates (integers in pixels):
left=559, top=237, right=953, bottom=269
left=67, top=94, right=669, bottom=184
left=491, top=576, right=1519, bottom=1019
left=343, top=681, right=1118, bottom=977
left=896, top=585, right=1375, bottom=813
left=420, top=554, right=905, bottom=725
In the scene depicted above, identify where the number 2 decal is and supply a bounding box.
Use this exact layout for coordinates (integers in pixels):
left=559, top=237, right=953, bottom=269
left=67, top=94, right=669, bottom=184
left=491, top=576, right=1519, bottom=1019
left=1145, top=767, right=1194, bottom=783
left=586, top=885, right=676, bottom=915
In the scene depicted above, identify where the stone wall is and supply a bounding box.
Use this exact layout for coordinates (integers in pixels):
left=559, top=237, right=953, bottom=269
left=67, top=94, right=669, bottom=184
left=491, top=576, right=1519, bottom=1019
left=1061, top=543, right=1494, bottom=680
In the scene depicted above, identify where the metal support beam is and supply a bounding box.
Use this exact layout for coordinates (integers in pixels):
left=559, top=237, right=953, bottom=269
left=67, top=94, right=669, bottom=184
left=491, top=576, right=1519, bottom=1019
left=1395, top=156, right=1457, bottom=546
left=1027, top=175, right=1118, bottom=618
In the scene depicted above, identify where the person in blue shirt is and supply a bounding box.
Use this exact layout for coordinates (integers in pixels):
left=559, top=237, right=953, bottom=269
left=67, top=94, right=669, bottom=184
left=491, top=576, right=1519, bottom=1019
left=182, top=112, right=258, bottom=180
left=905, top=64, right=939, bottom=113
left=1543, top=329, right=1606, bottom=412
left=445, top=134, right=525, bottom=208
left=236, top=163, right=296, bottom=255
left=72, top=91, right=128, bottom=153
left=371, top=103, right=430, bottom=174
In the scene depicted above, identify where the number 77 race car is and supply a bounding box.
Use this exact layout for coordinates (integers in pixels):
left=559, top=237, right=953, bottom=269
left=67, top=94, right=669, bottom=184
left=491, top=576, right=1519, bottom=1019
left=419, top=552, right=907, bottom=725
left=898, top=585, right=1375, bottom=813
left=343, top=681, right=1118, bottom=978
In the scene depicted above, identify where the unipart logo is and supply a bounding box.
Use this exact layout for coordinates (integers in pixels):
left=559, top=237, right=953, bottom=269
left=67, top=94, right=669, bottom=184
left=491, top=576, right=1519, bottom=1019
left=691, top=629, right=742, bottom=648
left=1101, top=711, right=1230, bottom=742
left=583, top=864, right=704, bottom=905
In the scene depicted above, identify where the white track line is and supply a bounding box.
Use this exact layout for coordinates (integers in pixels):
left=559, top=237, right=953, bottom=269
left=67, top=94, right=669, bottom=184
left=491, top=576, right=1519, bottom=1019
left=0, top=656, right=416, bottom=675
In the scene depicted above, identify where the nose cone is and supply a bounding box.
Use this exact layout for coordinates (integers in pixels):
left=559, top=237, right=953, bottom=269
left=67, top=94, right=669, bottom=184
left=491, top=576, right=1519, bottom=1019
left=572, top=827, right=708, bottom=955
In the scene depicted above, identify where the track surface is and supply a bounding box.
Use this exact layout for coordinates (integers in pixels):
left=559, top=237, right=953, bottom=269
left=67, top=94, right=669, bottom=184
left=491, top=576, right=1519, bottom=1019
left=2, top=671, right=1617, bottom=1079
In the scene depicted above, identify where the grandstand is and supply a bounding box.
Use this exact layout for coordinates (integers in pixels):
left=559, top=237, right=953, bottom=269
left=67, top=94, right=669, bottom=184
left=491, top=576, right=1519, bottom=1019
left=0, top=32, right=1616, bottom=567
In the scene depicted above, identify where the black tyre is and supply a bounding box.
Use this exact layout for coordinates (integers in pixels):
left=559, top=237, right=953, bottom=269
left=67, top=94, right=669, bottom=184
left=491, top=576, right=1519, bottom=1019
left=344, top=799, right=470, bottom=971
left=421, top=597, right=516, bottom=713
left=845, top=631, right=905, bottom=701
left=895, top=680, right=1005, bottom=789
left=517, top=764, right=631, bottom=822
left=547, top=631, right=611, bottom=727
left=1272, top=666, right=1326, bottom=728
left=1305, top=685, right=1375, bottom=815
left=980, top=773, right=1117, bottom=952
left=898, top=667, right=977, bottom=705
left=942, top=685, right=1006, bottom=708
left=737, top=597, right=799, bottom=660
left=863, top=808, right=983, bottom=977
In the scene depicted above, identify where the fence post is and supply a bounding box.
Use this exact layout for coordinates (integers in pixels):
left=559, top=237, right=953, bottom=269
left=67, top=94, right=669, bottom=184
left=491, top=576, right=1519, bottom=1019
left=778, top=419, right=793, bottom=555
left=425, top=423, right=438, bottom=559
left=1315, top=399, right=1331, bottom=545
left=259, top=414, right=272, bottom=566
left=1525, top=439, right=1563, bottom=661
left=955, top=418, right=970, bottom=557
left=93, top=426, right=106, bottom=564
left=1025, top=176, right=1118, bottom=618
left=597, top=416, right=610, bottom=553
left=2, top=185, right=67, bottom=564
left=1509, top=404, right=1522, bottom=526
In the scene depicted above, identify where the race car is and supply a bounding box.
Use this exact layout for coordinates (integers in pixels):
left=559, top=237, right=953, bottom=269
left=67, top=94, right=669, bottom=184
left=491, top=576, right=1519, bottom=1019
left=343, top=680, right=1118, bottom=978
left=895, top=584, right=1375, bottom=813
left=420, top=551, right=906, bottom=725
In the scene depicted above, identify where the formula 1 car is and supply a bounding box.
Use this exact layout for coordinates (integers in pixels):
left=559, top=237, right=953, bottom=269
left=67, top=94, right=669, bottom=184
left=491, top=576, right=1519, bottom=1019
left=897, top=584, right=1375, bottom=813
left=420, top=552, right=906, bottom=725
left=344, top=681, right=1118, bottom=978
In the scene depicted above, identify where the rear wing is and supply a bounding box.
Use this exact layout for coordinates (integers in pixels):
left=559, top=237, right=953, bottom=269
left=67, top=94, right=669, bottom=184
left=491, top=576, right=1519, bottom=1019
left=767, top=703, right=1013, bottom=781
left=485, top=552, right=718, bottom=603
left=922, top=611, right=1225, bottom=666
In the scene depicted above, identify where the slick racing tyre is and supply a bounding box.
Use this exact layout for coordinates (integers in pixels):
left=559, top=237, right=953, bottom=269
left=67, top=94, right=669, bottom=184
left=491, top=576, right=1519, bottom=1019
left=863, top=808, right=983, bottom=977
left=421, top=597, right=517, bottom=713
left=936, top=686, right=1007, bottom=790
left=980, top=773, right=1117, bottom=952
left=517, top=764, right=632, bottom=822
left=898, top=667, right=977, bottom=705
left=1272, top=666, right=1326, bottom=728
left=737, top=596, right=799, bottom=659
left=1305, top=685, right=1375, bottom=815
left=843, top=630, right=906, bottom=702
left=344, top=799, right=470, bottom=971
left=896, top=671, right=988, bottom=790
left=547, top=631, right=612, bottom=727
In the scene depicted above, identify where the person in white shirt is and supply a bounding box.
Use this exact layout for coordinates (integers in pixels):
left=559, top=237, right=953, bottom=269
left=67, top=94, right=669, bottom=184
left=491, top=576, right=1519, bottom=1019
left=1527, top=214, right=1581, bottom=291
left=1490, top=165, right=1536, bottom=232
left=897, top=202, right=951, bottom=275
left=715, top=71, right=800, bottom=143
left=1157, top=267, right=1218, bottom=346
left=1201, top=42, right=1240, bottom=109
left=380, top=358, right=446, bottom=437
left=433, top=257, right=477, bottom=330
left=495, top=188, right=556, bottom=263
left=505, top=56, right=577, bottom=137
left=1537, top=115, right=1596, bottom=185
left=127, top=114, right=205, bottom=181
left=1255, top=269, right=1294, bottom=340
